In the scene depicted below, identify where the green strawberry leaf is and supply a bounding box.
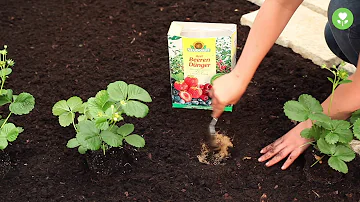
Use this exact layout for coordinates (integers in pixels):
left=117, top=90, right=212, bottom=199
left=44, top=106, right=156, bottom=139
left=67, top=96, right=83, bottom=112
left=317, top=137, right=336, bottom=155
left=327, top=77, right=334, bottom=83
left=353, top=119, right=360, bottom=140
left=87, top=97, right=106, bottom=119
left=9, top=92, right=35, bottom=115
left=117, top=123, right=134, bottom=136
left=298, top=94, right=323, bottom=113
left=76, top=120, right=101, bottom=151
left=0, top=137, right=8, bottom=150
left=107, top=81, right=128, bottom=101
left=59, top=111, right=74, bottom=127
left=300, top=128, right=311, bottom=139
left=95, top=90, right=110, bottom=109
left=308, top=112, right=331, bottom=122
left=122, top=100, right=149, bottom=118
left=125, top=134, right=145, bottom=148
left=1, top=123, right=19, bottom=142
left=315, top=121, right=332, bottom=130
left=52, top=100, right=70, bottom=116
left=301, top=125, right=323, bottom=140
left=334, top=145, right=355, bottom=162
left=78, top=146, right=87, bottom=154
left=100, top=131, right=123, bottom=147
left=0, top=68, right=12, bottom=76
left=0, top=89, right=13, bottom=106
left=95, top=117, right=109, bottom=130
left=339, top=79, right=352, bottom=84
left=67, top=138, right=80, bottom=148
left=350, top=110, right=360, bottom=124
left=328, top=156, right=348, bottom=174
left=325, top=132, right=339, bottom=144
left=127, top=84, right=152, bottom=102
left=283, top=100, right=308, bottom=122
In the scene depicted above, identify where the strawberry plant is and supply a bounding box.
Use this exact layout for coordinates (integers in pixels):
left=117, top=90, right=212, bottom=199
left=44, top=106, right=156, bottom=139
left=0, top=45, right=35, bottom=149
left=283, top=63, right=360, bottom=174
left=52, top=81, right=152, bottom=155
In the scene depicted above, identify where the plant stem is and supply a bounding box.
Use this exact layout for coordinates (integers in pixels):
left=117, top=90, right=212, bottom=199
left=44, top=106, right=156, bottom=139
left=328, top=75, right=338, bottom=115
left=72, top=113, right=78, bottom=132
left=1, top=112, right=12, bottom=129
left=310, top=155, right=325, bottom=167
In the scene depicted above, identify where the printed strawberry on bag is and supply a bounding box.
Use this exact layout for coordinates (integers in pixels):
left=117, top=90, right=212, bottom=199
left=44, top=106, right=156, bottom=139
left=174, top=80, right=189, bottom=91
left=184, top=76, right=198, bottom=87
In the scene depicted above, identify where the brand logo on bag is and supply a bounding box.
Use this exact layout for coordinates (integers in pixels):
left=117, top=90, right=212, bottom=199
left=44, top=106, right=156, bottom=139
left=187, top=41, right=211, bottom=52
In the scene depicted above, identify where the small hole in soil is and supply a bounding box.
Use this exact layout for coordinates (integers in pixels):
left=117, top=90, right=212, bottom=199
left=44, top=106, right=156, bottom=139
left=197, top=132, right=233, bottom=165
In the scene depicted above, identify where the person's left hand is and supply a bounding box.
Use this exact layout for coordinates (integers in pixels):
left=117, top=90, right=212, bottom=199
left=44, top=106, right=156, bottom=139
left=258, top=120, right=313, bottom=169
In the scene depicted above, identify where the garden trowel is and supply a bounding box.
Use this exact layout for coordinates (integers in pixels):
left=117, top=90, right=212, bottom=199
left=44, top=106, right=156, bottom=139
left=207, top=117, right=218, bottom=147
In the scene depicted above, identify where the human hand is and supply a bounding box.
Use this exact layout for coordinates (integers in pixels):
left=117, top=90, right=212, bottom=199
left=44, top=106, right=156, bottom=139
left=258, top=120, right=313, bottom=170
left=209, top=72, right=247, bottom=118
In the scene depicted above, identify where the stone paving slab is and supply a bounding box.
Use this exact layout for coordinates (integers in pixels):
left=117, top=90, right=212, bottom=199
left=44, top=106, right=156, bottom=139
left=240, top=4, right=341, bottom=67
left=246, top=0, right=330, bottom=16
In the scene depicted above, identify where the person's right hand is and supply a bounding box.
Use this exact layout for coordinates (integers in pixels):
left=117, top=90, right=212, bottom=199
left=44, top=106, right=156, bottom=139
left=209, top=71, right=248, bottom=118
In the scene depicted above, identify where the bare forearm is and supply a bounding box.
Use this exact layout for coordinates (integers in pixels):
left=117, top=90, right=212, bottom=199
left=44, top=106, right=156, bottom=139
left=233, top=0, right=303, bottom=83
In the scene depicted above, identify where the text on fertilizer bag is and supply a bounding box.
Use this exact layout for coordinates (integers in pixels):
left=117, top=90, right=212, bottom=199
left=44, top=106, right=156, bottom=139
left=188, top=56, right=211, bottom=68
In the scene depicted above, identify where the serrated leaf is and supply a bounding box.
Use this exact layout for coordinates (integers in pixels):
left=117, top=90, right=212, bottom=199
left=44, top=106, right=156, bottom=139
left=1, top=123, right=19, bottom=142
left=0, top=137, right=8, bottom=150
left=122, top=100, right=149, bottom=118
left=95, top=117, right=109, bottom=130
left=78, top=146, right=87, bottom=154
left=325, top=132, right=339, bottom=144
left=67, top=96, right=83, bottom=112
left=334, top=145, right=355, bottom=162
left=59, top=111, right=74, bottom=127
left=117, top=123, right=134, bottom=136
left=100, top=131, right=123, bottom=147
left=107, top=81, right=128, bottom=101
left=332, top=120, right=350, bottom=131
left=350, top=110, right=360, bottom=124
left=317, top=138, right=336, bottom=155
left=127, top=84, right=152, bottom=102
left=17, top=127, right=23, bottom=133
left=314, top=121, right=332, bottom=130
left=298, top=94, right=323, bottom=113
left=77, top=115, right=87, bottom=122
left=337, top=129, right=353, bottom=144
left=76, top=120, right=101, bottom=151
left=328, top=156, right=348, bottom=174
left=283, top=101, right=308, bottom=122
left=125, top=134, right=145, bottom=148
left=67, top=138, right=80, bottom=148
left=95, top=90, right=110, bottom=108
left=87, top=97, right=105, bottom=118
left=300, top=128, right=311, bottom=139
left=52, top=100, right=70, bottom=116
left=308, top=112, right=331, bottom=122
left=9, top=92, right=35, bottom=115
left=353, top=119, right=360, bottom=140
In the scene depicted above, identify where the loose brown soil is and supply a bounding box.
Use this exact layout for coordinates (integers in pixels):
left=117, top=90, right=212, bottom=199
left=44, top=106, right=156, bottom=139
left=1, top=0, right=360, bottom=201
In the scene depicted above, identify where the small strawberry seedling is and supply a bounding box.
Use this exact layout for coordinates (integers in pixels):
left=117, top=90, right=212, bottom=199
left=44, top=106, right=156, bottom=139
left=283, top=62, right=360, bottom=174
left=0, top=45, right=35, bottom=149
left=52, top=81, right=152, bottom=155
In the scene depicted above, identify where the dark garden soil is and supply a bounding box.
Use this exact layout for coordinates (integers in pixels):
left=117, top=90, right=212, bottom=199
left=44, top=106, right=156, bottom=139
left=0, top=0, right=359, bottom=201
